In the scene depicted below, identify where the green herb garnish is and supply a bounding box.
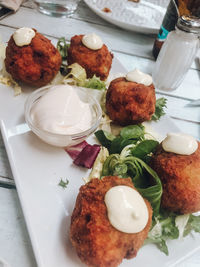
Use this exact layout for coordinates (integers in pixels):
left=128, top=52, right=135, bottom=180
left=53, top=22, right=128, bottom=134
left=57, top=37, right=69, bottom=59
left=151, top=98, right=167, bottom=121
left=58, top=178, right=69, bottom=189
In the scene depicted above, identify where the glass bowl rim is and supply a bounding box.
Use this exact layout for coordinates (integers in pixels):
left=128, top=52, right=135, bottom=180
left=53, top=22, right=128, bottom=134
left=24, top=84, right=103, bottom=139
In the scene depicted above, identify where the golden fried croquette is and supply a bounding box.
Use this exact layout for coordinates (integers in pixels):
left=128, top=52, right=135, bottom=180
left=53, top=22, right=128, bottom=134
left=67, top=34, right=113, bottom=80
left=106, top=77, right=156, bottom=126
left=5, top=30, right=62, bottom=87
left=150, top=142, right=200, bottom=214
left=70, top=176, right=152, bottom=267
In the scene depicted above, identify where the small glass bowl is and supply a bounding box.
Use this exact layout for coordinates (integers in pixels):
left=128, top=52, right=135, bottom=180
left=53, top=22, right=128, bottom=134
left=24, top=85, right=102, bottom=148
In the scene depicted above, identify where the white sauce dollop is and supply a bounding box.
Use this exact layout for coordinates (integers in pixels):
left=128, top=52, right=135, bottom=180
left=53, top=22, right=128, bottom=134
left=82, top=33, right=103, bottom=50
left=13, top=27, right=35, bottom=47
left=104, top=185, right=149, bottom=233
left=162, top=133, right=198, bottom=155
left=126, top=69, right=152, bottom=86
left=30, top=85, right=93, bottom=135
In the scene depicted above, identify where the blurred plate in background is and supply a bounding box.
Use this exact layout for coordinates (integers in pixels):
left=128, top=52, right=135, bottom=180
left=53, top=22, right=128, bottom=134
left=84, top=0, right=170, bottom=34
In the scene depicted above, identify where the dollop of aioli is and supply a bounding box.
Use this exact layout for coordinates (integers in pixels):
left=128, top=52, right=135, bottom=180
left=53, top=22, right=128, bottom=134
left=82, top=33, right=103, bottom=50
left=104, top=185, right=149, bottom=233
left=30, top=85, right=93, bottom=135
left=13, top=27, right=35, bottom=47
left=126, top=68, right=152, bottom=86
left=162, top=133, right=198, bottom=155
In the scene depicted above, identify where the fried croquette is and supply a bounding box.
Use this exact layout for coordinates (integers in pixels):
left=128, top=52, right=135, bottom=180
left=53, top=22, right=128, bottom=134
left=67, top=34, right=113, bottom=80
left=150, top=142, right=200, bottom=214
left=70, top=176, right=152, bottom=267
left=5, top=30, right=62, bottom=87
left=106, top=77, right=156, bottom=126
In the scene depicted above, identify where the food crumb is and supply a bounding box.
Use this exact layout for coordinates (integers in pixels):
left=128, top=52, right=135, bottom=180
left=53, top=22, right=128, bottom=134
left=102, top=7, right=111, bottom=13
left=128, top=0, right=140, bottom=2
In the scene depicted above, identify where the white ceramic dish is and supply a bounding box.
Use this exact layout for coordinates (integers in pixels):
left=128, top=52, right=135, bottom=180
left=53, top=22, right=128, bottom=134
left=83, top=0, right=169, bottom=34
left=0, top=57, right=200, bottom=267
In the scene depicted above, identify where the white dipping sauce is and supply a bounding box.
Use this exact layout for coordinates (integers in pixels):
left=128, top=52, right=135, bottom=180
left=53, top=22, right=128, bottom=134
left=13, top=27, right=35, bottom=47
left=104, top=185, right=149, bottom=233
left=126, top=69, right=152, bottom=86
left=82, top=33, right=103, bottom=50
left=30, top=85, right=93, bottom=135
left=162, top=133, right=198, bottom=155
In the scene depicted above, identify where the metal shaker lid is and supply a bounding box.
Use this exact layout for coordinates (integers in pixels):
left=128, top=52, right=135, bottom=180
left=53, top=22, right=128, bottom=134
left=177, top=15, right=200, bottom=34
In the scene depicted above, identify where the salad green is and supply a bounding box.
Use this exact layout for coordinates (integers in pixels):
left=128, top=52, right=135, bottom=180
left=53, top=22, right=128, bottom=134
left=151, top=97, right=167, bottom=121
left=63, top=63, right=106, bottom=90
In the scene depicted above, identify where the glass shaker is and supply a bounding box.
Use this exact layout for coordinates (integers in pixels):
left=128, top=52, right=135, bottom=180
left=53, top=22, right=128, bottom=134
left=152, top=15, right=200, bottom=91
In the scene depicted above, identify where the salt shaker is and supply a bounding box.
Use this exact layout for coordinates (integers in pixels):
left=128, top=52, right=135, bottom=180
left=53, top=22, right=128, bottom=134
left=152, top=15, right=200, bottom=91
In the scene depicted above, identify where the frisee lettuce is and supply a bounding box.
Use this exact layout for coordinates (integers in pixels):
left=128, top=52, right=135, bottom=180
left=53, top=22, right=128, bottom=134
left=145, top=211, right=200, bottom=255
left=62, top=63, right=106, bottom=90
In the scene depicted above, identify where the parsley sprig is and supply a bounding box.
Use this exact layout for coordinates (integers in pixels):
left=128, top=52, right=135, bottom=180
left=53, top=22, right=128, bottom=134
left=151, top=98, right=167, bottom=121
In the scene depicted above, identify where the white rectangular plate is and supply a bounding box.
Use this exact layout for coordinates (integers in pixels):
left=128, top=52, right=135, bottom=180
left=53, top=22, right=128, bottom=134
left=0, top=57, right=200, bottom=267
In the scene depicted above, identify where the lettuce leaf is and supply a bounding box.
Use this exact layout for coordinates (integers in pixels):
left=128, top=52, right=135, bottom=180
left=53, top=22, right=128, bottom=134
left=83, top=75, right=106, bottom=90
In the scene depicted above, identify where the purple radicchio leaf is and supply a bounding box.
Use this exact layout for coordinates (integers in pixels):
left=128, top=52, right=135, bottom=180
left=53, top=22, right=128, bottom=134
left=73, top=144, right=101, bottom=169
left=65, top=140, right=88, bottom=160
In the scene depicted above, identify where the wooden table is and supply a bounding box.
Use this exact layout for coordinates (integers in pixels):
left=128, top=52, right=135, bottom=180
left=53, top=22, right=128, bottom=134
left=0, top=1, right=199, bottom=266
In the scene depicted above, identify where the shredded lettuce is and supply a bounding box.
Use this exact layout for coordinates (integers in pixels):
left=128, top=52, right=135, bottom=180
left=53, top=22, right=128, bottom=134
left=175, top=214, right=190, bottom=239
left=0, top=36, right=6, bottom=71
left=87, top=146, right=109, bottom=182
left=0, top=37, right=21, bottom=95
left=63, top=63, right=87, bottom=86
left=62, top=63, right=106, bottom=90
